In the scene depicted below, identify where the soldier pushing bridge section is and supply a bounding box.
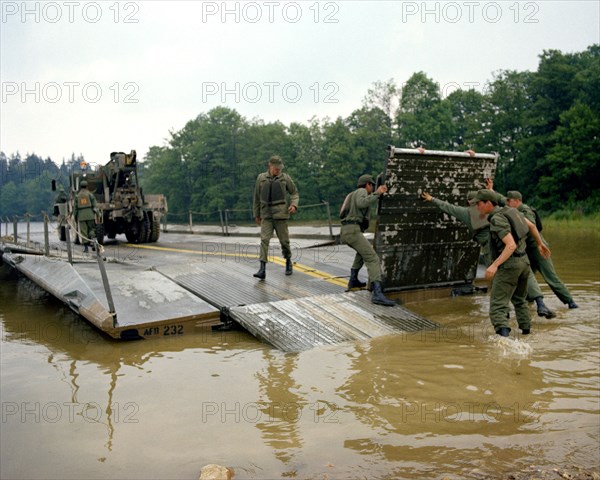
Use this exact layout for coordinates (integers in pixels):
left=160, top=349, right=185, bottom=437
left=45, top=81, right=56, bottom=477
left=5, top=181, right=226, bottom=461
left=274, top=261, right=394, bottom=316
left=375, top=146, right=498, bottom=292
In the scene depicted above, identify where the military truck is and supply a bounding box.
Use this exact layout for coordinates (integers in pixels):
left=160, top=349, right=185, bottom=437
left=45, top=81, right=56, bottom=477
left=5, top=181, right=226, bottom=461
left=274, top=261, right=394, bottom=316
left=52, top=150, right=168, bottom=244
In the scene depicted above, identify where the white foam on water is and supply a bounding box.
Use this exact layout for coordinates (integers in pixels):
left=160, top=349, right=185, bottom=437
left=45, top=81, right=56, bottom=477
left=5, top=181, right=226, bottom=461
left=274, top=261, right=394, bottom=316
left=488, top=335, right=534, bottom=357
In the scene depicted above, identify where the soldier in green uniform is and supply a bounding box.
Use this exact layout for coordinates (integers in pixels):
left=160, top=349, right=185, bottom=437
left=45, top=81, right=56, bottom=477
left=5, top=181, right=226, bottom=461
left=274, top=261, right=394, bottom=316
left=252, top=155, right=299, bottom=280
left=505, top=191, right=578, bottom=309
left=421, top=189, right=556, bottom=318
left=74, top=180, right=98, bottom=253
left=340, top=174, right=395, bottom=307
left=421, top=190, right=492, bottom=264
left=475, top=189, right=551, bottom=336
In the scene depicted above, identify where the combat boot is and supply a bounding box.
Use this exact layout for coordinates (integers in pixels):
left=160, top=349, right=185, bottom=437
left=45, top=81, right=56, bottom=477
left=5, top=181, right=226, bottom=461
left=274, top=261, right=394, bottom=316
left=83, top=244, right=89, bottom=253
left=535, top=296, right=556, bottom=318
left=347, top=268, right=367, bottom=290
left=496, top=327, right=510, bottom=337
left=371, top=281, right=396, bottom=307
left=253, top=261, right=266, bottom=280
left=567, top=300, right=579, bottom=309
left=285, top=258, right=293, bottom=276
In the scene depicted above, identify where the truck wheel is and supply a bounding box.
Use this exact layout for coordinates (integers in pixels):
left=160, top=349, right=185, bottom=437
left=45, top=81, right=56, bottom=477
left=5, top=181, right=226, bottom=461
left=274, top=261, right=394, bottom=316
left=125, top=225, right=139, bottom=243
left=150, top=216, right=160, bottom=242
left=140, top=211, right=150, bottom=243
left=95, top=223, right=105, bottom=245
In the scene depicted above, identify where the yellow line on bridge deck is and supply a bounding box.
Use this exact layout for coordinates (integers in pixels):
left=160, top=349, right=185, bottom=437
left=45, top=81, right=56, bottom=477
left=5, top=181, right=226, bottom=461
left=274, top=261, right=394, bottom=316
left=127, top=243, right=348, bottom=288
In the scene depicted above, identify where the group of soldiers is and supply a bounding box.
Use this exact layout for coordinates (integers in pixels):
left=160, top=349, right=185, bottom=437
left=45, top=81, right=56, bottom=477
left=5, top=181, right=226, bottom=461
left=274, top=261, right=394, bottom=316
left=253, top=155, right=578, bottom=337
left=422, top=184, right=578, bottom=336
left=252, top=156, right=397, bottom=306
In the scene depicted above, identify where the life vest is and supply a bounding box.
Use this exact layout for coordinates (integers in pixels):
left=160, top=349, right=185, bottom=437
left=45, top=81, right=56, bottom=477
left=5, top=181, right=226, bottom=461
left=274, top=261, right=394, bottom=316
left=77, top=190, right=93, bottom=209
left=260, top=176, right=286, bottom=207
left=488, top=206, right=530, bottom=258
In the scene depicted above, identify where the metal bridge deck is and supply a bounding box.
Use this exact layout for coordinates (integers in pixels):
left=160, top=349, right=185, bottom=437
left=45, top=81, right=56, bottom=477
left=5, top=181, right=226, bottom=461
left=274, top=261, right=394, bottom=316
left=228, top=291, right=439, bottom=352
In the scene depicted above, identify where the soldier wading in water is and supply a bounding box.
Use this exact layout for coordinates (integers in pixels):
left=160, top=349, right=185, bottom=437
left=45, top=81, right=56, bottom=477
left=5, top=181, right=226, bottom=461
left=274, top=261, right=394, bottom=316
left=253, top=155, right=299, bottom=280
left=474, top=189, right=551, bottom=337
left=340, top=174, right=396, bottom=307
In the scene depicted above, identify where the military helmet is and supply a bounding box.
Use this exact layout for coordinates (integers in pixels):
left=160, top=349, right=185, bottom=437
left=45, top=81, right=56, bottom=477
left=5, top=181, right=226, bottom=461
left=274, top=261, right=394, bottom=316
left=507, top=190, right=523, bottom=200
left=474, top=189, right=500, bottom=203
left=357, top=174, right=375, bottom=187
left=80, top=180, right=88, bottom=188
left=269, top=155, right=283, bottom=168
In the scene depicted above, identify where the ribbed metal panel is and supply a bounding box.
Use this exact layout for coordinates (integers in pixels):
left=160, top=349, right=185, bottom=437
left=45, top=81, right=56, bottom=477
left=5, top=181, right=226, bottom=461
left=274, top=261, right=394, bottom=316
left=228, top=291, right=439, bottom=352
left=375, top=147, right=497, bottom=291
left=157, top=260, right=344, bottom=309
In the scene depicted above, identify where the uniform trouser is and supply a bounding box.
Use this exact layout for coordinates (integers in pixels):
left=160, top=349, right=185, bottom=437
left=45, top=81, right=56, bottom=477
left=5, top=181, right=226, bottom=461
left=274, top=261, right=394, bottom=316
left=485, top=244, right=545, bottom=303
left=526, top=271, right=545, bottom=302
left=79, top=219, right=96, bottom=246
left=260, top=218, right=291, bottom=262
left=527, top=246, right=573, bottom=304
left=340, top=224, right=382, bottom=282
left=489, top=256, right=531, bottom=331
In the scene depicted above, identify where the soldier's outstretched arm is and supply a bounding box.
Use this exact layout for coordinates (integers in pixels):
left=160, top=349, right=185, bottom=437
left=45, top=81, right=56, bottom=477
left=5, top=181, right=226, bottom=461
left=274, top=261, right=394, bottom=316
left=525, top=218, right=551, bottom=259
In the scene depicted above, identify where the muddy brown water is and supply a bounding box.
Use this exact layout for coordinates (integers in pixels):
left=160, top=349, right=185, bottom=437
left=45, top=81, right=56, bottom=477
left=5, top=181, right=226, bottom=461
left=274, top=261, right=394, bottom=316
left=1, top=227, right=598, bottom=479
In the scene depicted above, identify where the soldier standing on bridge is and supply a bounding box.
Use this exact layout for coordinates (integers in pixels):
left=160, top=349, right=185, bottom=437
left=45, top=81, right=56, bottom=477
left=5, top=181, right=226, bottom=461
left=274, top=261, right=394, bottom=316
left=253, top=155, right=299, bottom=280
left=74, top=180, right=98, bottom=254
left=340, top=174, right=396, bottom=307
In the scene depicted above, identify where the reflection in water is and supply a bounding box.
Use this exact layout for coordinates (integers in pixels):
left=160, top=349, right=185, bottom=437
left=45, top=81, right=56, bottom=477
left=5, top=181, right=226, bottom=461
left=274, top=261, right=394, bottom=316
left=254, top=350, right=303, bottom=468
left=1, top=227, right=599, bottom=479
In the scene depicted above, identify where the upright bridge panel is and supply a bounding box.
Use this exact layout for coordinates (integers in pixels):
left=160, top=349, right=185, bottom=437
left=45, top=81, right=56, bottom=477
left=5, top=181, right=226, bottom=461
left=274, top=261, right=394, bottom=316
left=375, top=147, right=497, bottom=291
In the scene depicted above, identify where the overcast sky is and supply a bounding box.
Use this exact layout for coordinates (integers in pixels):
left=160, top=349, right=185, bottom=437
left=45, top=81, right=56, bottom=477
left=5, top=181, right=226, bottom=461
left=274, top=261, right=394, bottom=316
left=1, top=0, right=599, bottom=166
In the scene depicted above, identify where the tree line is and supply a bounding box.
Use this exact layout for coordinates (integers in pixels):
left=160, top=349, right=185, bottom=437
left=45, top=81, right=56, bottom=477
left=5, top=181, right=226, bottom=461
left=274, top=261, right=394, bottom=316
left=1, top=45, right=598, bottom=221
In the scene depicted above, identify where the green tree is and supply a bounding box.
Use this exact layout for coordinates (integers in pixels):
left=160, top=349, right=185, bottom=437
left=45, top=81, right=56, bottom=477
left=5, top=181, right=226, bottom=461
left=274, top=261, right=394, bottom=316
left=537, top=102, right=600, bottom=211
left=396, top=72, right=453, bottom=149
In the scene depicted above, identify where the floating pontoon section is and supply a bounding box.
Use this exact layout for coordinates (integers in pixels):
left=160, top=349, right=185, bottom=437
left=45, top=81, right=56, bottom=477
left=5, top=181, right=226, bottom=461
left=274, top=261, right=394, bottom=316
left=375, top=146, right=498, bottom=291
left=227, top=291, right=439, bottom=352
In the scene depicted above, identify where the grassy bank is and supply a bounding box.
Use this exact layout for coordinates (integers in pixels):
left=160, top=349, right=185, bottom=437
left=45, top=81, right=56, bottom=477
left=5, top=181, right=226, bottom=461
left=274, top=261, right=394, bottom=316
left=542, top=212, right=600, bottom=231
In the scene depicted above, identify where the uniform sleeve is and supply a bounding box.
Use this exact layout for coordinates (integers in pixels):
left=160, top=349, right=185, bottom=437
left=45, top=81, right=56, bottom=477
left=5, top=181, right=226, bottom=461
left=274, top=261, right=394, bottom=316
left=520, top=205, right=536, bottom=224
left=286, top=174, right=299, bottom=208
left=432, top=198, right=470, bottom=225
left=253, top=175, right=262, bottom=217
left=490, top=213, right=511, bottom=241
left=354, top=189, right=379, bottom=209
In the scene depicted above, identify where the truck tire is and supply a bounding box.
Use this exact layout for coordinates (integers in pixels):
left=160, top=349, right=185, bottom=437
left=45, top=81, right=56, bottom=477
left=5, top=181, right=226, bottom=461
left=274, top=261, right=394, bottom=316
left=95, top=223, right=105, bottom=245
left=149, top=215, right=160, bottom=242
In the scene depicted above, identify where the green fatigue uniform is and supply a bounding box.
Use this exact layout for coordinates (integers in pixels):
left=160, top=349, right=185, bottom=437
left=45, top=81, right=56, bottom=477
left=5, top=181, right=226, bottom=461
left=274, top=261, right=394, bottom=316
left=517, top=203, right=574, bottom=304
left=497, top=192, right=557, bottom=317
left=488, top=206, right=532, bottom=332
left=253, top=171, right=299, bottom=263
left=340, top=188, right=383, bottom=282
left=431, top=198, right=492, bottom=266
left=75, top=185, right=98, bottom=247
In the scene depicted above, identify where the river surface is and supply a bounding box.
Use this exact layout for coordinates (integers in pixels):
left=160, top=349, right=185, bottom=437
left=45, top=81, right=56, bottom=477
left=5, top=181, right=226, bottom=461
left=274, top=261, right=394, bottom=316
left=1, top=226, right=599, bottom=480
